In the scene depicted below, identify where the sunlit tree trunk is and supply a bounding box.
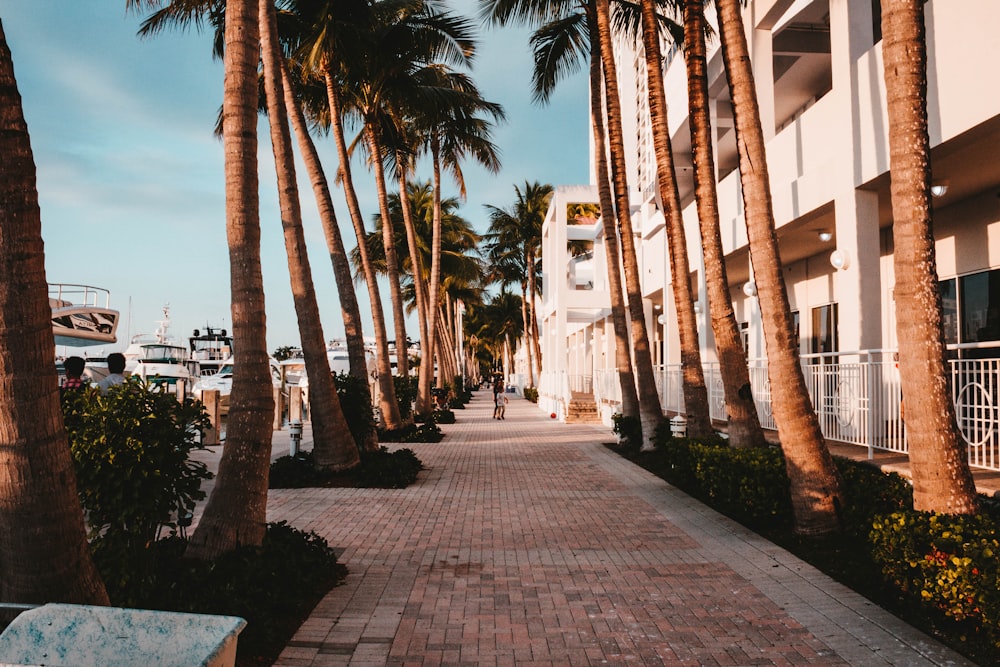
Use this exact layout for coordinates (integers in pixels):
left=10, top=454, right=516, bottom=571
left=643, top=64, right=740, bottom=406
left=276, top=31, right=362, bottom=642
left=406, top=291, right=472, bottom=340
left=716, top=0, right=842, bottom=534
left=682, top=0, right=765, bottom=448
left=259, top=0, right=358, bottom=470
left=282, top=64, right=368, bottom=391
left=595, top=0, right=663, bottom=442
left=586, top=0, right=639, bottom=423
left=188, top=0, right=275, bottom=558
left=638, top=0, right=712, bottom=438
left=0, top=19, right=109, bottom=604
left=323, top=68, right=401, bottom=433
left=881, top=0, right=978, bottom=513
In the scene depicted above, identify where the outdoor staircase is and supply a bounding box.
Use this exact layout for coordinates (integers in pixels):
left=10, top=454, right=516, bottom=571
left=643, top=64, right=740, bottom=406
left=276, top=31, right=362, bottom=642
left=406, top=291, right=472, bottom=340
left=566, top=391, right=602, bottom=424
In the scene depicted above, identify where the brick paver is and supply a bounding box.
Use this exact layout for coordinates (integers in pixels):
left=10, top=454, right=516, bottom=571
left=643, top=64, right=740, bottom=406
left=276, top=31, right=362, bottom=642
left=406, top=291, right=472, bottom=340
left=265, top=392, right=971, bottom=666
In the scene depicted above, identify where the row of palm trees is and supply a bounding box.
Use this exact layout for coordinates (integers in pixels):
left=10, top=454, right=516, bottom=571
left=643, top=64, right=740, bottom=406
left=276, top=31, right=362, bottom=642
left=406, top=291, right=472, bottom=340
left=0, top=0, right=522, bottom=605
left=490, top=0, right=979, bottom=535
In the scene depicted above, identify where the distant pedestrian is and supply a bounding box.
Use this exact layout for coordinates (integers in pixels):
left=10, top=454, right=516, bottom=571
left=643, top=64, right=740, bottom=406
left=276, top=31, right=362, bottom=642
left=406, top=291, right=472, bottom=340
left=61, top=356, right=88, bottom=395
left=97, top=352, right=127, bottom=394
left=494, top=391, right=508, bottom=420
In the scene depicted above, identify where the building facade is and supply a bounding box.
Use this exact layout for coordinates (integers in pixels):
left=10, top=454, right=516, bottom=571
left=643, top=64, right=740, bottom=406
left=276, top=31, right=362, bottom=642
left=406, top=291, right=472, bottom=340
left=536, top=0, right=1000, bottom=471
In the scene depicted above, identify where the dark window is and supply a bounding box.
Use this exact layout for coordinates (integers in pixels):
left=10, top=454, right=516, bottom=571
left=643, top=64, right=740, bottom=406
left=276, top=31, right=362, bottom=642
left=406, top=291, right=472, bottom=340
left=960, top=270, right=1000, bottom=344
left=811, top=303, right=838, bottom=360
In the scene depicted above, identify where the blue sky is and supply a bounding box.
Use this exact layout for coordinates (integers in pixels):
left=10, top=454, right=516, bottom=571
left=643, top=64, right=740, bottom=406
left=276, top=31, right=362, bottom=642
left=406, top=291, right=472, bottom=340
left=1, top=0, right=589, bottom=353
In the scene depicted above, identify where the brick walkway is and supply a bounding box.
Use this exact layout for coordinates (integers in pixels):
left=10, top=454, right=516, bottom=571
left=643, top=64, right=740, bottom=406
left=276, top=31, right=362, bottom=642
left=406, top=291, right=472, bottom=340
left=264, top=391, right=971, bottom=666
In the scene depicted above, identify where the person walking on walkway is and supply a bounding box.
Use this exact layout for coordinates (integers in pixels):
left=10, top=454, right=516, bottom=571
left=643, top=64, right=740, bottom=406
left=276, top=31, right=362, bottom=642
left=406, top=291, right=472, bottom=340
left=494, top=391, right=508, bottom=419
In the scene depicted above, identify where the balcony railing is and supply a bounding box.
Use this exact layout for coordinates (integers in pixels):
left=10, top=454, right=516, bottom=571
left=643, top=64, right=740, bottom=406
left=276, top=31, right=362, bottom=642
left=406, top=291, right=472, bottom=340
left=554, top=344, right=1000, bottom=473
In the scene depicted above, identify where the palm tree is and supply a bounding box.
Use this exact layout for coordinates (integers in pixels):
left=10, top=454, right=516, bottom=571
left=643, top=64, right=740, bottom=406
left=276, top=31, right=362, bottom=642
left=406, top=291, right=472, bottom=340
left=292, top=0, right=404, bottom=430
left=637, top=0, right=713, bottom=438
left=679, top=0, right=765, bottom=448
left=593, top=0, right=664, bottom=443
left=715, top=0, right=842, bottom=534
left=491, top=0, right=642, bottom=424
left=880, top=0, right=978, bottom=513
left=0, top=19, right=109, bottom=605
left=259, top=0, right=359, bottom=470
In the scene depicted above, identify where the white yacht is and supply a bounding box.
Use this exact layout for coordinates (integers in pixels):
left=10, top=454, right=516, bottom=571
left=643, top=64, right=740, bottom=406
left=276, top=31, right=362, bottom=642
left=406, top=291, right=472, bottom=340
left=124, top=306, right=191, bottom=391
left=49, top=283, right=119, bottom=347
left=188, top=325, right=233, bottom=377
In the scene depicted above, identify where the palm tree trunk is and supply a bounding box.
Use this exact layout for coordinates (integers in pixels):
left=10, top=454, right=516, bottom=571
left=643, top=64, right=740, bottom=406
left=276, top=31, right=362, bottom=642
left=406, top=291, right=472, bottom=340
left=366, top=127, right=411, bottom=380
left=0, top=19, right=109, bottom=604
left=520, top=280, right=535, bottom=387
left=324, top=68, right=401, bottom=432
left=587, top=1, right=639, bottom=423
left=639, top=0, right=712, bottom=439
left=526, top=248, right=543, bottom=383
left=682, top=0, right=765, bottom=448
left=716, top=0, right=842, bottom=534
left=398, top=159, right=433, bottom=418
left=188, top=0, right=275, bottom=558
left=283, top=63, right=368, bottom=390
left=259, top=0, right=359, bottom=471
left=425, top=141, right=445, bottom=392
left=881, top=0, right=978, bottom=513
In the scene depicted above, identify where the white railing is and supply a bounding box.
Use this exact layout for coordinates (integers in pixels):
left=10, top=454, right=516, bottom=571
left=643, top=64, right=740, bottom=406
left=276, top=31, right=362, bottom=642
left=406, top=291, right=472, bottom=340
left=655, top=346, right=1000, bottom=472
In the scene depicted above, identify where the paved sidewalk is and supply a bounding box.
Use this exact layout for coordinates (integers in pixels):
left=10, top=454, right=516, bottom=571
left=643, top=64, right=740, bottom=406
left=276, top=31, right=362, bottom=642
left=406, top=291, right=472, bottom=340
left=262, top=392, right=971, bottom=666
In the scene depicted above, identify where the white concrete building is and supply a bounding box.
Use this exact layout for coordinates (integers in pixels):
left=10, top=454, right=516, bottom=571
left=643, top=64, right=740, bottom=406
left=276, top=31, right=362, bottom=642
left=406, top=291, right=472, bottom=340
left=537, top=0, right=1000, bottom=471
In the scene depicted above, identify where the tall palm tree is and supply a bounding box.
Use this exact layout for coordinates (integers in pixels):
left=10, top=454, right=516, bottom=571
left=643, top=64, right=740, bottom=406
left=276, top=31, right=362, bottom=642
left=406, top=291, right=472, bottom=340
left=0, top=18, right=109, bottom=605
left=593, top=0, right=664, bottom=443
left=488, top=0, right=642, bottom=423
left=880, top=0, right=978, bottom=513
left=292, top=0, right=404, bottom=430
left=715, top=0, right=842, bottom=534
left=259, top=0, right=359, bottom=470
left=679, top=0, right=765, bottom=448
left=637, top=0, right=712, bottom=438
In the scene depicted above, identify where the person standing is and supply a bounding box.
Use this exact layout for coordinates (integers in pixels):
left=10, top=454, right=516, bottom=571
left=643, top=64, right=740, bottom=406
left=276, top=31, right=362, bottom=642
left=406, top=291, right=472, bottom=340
left=61, top=356, right=88, bottom=395
left=97, top=352, right=127, bottom=394
left=496, top=391, right=508, bottom=420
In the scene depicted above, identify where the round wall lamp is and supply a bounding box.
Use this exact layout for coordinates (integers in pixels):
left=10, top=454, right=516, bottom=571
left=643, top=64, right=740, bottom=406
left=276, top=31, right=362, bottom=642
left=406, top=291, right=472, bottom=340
left=692, top=302, right=703, bottom=314
left=817, top=230, right=833, bottom=242
left=657, top=314, right=667, bottom=325
left=930, top=181, right=949, bottom=197
left=742, top=281, right=758, bottom=297
left=830, top=249, right=850, bottom=271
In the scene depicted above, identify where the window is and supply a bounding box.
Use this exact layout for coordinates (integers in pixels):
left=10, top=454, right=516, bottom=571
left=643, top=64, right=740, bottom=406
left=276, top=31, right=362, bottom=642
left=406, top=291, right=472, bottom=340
left=811, top=303, right=838, bottom=360
left=937, top=268, right=1000, bottom=358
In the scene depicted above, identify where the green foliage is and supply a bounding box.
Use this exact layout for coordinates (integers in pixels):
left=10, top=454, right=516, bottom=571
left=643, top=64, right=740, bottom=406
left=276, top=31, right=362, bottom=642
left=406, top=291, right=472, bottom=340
left=268, top=451, right=342, bottom=489
left=834, top=457, right=913, bottom=541
left=611, top=413, right=642, bottom=451
left=273, top=346, right=297, bottom=361
left=870, top=511, right=1000, bottom=651
left=61, top=379, right=212, bottom=545
left=523, top=386, right=539, bottom=403
left=393, top=374, right=418, bottom=419
left=128, top=523, right=345, bottom=665
left=333, top=372, right=376, bottom=449
left=354, top=447, right=424, bottom=488
left=432, top=409, right=456, bottom=424
left=379, top=422, right=444, bottom=443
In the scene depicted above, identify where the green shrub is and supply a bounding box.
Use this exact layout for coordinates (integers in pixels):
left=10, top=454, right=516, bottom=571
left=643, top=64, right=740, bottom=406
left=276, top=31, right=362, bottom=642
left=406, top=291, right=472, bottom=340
left=379, top=422, right=443, bottom=443
left=269, top=451, right=341, bottom=488
left=835, top=457, right=913, bottom=540
left=353, top=447, right=424, bottom=488
left=141, top=522, right=346, bottom=665
left=432, top=409, right=456, bottom=424
left=611, top=413, right=642, bottom=451
left=333, top=372, right=376, bottom=449
left=688, top=441, right=791, bottom=527
left=870, top=511, right=1000, bottom=650
left=393, top=374, right=418, bottom=419
left=523, top=386, right=539, bottom=403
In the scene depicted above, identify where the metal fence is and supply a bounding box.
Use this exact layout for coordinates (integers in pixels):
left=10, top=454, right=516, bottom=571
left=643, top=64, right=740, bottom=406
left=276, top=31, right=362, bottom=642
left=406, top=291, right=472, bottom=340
left=549, top=346, right=1000, bottom=472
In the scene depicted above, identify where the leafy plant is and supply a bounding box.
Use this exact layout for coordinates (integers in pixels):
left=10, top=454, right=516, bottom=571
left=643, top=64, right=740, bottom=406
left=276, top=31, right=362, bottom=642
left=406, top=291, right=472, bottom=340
left=354, top=447, right=424, bottom=488
left=62, top=379, right=212, bottom=544
left=393, top=374, right=418, bottom=419
left=432, top=409, right=456, bottom=424
left=333, top=372, right=376, bottom=449
left=523, top=387, right=539, bottom=403
left=611, top=413, right=642, bottom=450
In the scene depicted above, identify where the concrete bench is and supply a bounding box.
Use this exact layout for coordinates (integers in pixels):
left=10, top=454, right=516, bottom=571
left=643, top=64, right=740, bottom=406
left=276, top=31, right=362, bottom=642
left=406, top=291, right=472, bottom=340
left=0, top=603, right=245, bottom=667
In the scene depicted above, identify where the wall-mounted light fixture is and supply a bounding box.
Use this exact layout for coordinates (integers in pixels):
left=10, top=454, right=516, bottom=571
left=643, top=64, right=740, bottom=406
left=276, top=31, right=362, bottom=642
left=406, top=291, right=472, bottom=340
left=817, top=230, right=833, bottom=242
left=930, top=181, right=950, bottom=197
left=693, top=302, right=702, bottom=314
left=742, top=281, right=758, bottom=297
left=657, top=314, right=667, bottom=325
left=830, top=249, right=850, bottom=271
